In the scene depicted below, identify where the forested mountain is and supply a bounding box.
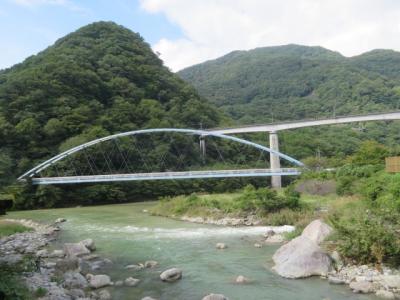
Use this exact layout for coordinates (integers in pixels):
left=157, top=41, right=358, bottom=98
left=178, top=44, right=400, bottom=123
left=0, top=22, right=229, bottom=207
left=178, top=44, right=400, bottom=160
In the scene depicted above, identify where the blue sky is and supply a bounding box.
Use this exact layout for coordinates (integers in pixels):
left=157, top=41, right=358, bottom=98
left=1, top=0, right=400, bottom=71
left=0, top=0, right=182, bottom=70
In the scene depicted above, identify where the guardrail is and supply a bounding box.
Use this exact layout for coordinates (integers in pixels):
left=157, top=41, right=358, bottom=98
left=29, top=168, right=301, bottom=185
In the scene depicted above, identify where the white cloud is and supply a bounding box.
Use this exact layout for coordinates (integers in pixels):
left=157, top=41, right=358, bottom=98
left=140, top=0, right=400, bottom=71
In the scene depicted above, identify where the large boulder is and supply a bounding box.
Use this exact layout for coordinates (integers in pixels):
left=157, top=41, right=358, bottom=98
left=87, top=274, right=112, bottom=289
left=160, top=268, right=182, bottom=282
left=272, top=235, right=332, bottom=278
left=64, top=242, right=90, bottom=257
left=55, top=257, right=80, bottom=274
left=349, top=281, right=375, bottom=293
left=62, top=271, right=88, bottom=289
left=301, top=219, right=333, bottom=245
left=81, top=239, right=96, bottom=251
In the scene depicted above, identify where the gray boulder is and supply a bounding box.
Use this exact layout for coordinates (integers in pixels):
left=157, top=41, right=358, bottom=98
left=272, top=235, right=332, bottom=278
left=99, top=289, right=111, bottom=300
left=381, top=275, right=400, bottom=289
left=160, top=268, right=182, bottom=282
left=64, top=242, right=90, bottom=257
left=62, top=271, right=88, bottom=289
left=216, top=243, right=227, bottom=249
left=87, top=274, right=112, bottom=289
left=81, top=239, right=96, bottom=251
left=376, top=290, right=395, bottom=299
left=55, top=257, right=80, bottom=273
left=144, top=260, right=158, bottom=268
left=349, top=281, right=375, bottom=293
left=125, top=277, right=140, bottom=287
left=301, top=219, right=333, bottom=245
left=202, top=294, right=229, bottom=300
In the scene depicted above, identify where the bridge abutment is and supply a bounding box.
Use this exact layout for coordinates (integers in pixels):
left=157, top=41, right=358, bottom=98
left=269, top=131, right=282, bottom=189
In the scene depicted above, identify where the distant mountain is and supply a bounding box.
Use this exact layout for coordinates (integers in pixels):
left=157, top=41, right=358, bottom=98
left=178, top=44, right=400, bottom=124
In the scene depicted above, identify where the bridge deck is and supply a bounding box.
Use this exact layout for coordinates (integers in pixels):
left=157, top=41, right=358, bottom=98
left=29, top=168, right=301, bottom=185
left=211, top=111, right=400, bottom=134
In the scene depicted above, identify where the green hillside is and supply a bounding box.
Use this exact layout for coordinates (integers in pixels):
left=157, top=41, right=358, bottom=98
left=179, top=44, right=400, bottom=123
left=178, top=44, right=400, bottom=160
left=0, top=22, right=230, bottom=207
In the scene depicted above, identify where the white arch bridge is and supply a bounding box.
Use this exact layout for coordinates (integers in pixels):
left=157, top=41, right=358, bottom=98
left=18, top=128, right=303, bottom=185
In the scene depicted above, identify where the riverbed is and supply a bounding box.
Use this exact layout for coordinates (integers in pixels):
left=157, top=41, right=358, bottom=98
left=4, top=202, right=378, bottom=300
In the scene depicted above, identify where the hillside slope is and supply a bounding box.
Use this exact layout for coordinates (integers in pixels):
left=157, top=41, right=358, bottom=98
left=0, top=22, right=228, bottom=206
left=179, top=44, right=400, bottom=123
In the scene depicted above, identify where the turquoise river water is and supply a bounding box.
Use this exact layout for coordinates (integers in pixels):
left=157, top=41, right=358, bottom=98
left=3, top=202, right=378, bottom=300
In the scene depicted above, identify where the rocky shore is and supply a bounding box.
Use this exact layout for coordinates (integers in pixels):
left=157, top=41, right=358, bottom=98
left=271, top=219, right=400, bottom=299
left=0, top=218, right=180, bottom=300
left=180, top=215, right=262, bottom=226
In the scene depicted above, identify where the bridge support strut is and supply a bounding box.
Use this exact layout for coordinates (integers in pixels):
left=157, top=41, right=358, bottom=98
left=269, top=131, right=281, bottom=189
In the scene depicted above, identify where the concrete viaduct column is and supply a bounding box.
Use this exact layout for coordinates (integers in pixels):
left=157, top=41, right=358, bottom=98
left=269, top=131, right=281, bottom=189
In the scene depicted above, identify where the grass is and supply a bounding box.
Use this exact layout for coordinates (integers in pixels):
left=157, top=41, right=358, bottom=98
left=150, top=190, right=361, bottom=239
left=0, top=220, right=32, bottom=238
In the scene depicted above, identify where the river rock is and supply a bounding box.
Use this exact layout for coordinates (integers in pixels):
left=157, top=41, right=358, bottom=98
left=49, top=249, right=65, bottom=258
left=62, top=271, right=88, bottom=289
left=235, top=275, right=250, bottom=284
left=125, top=264, right=144, bottom=270
left=144, top=260, right=158, bottom=268
left=202, top=294, right=229, bottom=300
left=380, top=275, right=400, bottom=289
left=254, top=243, right=262, bottom=248
left=125, top=277, right=140, bottom=287
left=64, top=242, right=90, bottom=257
left=99, top=289, right=112, bottom=300
left=160, top=268, right=182, bottom=282
left=349, top=281, right=375, bottom=293
left=265, top=234, right=285, bottom=243
left=115, top=280, right=124, bottom=286
left=55, top=257, right=80, bottom=273
left=81, top=238, right=96, bottom=251
left=376, top=290, right=396, bottom=299
left=67, top=288, right=85, bottom=299
left=272, top=235, right=332, bottom=278
left=87, top=274, right=112, bottom=289
left=36, top=249, right=49, bottom=258
left=328, top=276, right=345, bottom=285
left=301, top=219, right=333, bottom=245
left=216, top=243, right=227, bottom=249
left=141, top=297, right=157, bottom=300
left=55, top=218, right=67, bottom=223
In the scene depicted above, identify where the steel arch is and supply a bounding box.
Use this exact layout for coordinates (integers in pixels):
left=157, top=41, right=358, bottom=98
left=18, top=128, right=304, bottom=180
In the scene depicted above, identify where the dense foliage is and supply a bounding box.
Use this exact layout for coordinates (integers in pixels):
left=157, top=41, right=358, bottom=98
left=179, top=44, right=400, bottom=159
left=0, top=22, right=242, bottom=207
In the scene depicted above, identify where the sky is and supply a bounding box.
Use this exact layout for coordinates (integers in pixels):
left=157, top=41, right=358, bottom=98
left=1, top=0, right=400, bottom=71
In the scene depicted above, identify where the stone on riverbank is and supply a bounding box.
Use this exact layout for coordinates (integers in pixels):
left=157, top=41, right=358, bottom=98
left=55, top=218, right=67, bottom=224
left=125, top=263, right=144, bottom=270
left=81, top=238, right=96, bottom=251
left=301, top=219, right=333, bottom=245
left=349, top=281, right=375, bottom=293
left=265, top=234, right=285, bottom=243
left=376, top=290, right=396, bottom=299
left=328, top=276, right=345, bottom=285
left=144, top=260, right=158, bottom=268
left=160, top=268, right=182, bottom=282
left=272, top=235, right=332, bottom=278
left=64, top=242, right=90, bottom=257
left=125, top=277, right=140, bottom=286
left=87, top=274, right=112, bottom=289
left=99, top=289, right=112, bottom=300
left=62, top=271, right=88, bottom=289
left=202, top=293, right=229, bottom=300
left=141, top=297, right=157, bottom=300
left=55, top=257, right=80, bottom=274
left=49, top=249, right=65, bottom=258
left=216, top=243, right=227, bottom=249
left=235, top=275, right=250, bottom=284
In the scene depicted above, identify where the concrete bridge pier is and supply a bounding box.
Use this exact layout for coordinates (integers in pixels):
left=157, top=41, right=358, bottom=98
left=269, top=131, right=282, bottom=189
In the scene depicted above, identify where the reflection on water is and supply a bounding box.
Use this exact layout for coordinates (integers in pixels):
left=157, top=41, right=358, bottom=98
left=5, top=202, right=378, bottom=300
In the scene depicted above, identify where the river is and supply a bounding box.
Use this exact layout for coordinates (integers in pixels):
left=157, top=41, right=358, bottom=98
left=5, top=202, right=377, bottom=300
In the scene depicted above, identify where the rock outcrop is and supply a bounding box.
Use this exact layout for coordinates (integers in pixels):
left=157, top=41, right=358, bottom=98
left=272, top=219, right=333, bottom=278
